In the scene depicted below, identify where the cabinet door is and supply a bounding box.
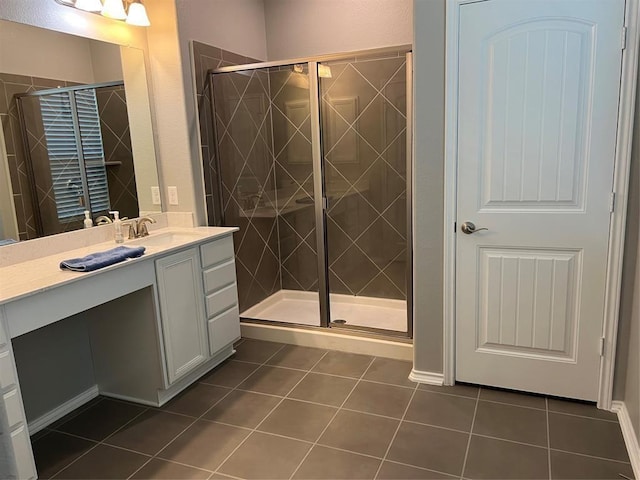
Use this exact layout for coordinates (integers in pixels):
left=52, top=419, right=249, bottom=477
left=156, top=248, right=208, bottom=384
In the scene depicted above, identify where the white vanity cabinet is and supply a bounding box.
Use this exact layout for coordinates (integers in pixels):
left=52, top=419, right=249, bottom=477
left=155, top=247, right=209, bottom=385
left=200, top=235, right=240, bottom=355
left=0, top=226, right=240, bottom=479
left=155, top=234, right=240, bottom=385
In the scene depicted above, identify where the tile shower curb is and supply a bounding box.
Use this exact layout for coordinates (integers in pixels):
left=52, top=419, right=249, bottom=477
left=240, top=322, right=412, bottom=361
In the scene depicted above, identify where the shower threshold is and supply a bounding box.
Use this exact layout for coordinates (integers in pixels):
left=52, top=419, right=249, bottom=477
left=240, top=290, right=407, bottom=332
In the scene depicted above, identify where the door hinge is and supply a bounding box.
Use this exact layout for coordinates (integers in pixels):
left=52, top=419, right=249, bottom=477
left=622, top=26, right=628, bottom=50
left=322, top=197, right=328, bottom=210
left=610, top=192, right=616, bottom=213
left=599, top=337, right=606, bottom=357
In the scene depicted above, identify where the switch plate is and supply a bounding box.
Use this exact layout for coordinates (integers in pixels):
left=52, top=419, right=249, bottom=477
left=168, top=186, right=179, bottom=205
left=151, top=186, right=161, bottom=205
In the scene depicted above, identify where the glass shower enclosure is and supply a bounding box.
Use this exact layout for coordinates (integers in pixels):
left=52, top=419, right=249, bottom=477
left=208, top=48, right=412, bottom=335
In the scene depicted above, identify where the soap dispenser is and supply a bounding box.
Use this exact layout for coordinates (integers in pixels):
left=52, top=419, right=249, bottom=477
left=83, top=210, right=93, bottom=229
left=110, top=211, right=124, bottom=243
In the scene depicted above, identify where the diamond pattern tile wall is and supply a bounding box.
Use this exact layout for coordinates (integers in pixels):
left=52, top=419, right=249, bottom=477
left=197, top=43, right=409, bottom=314
left=96, top=85, right=138, bottom=220
left=320, top=55, right=408, bottom=300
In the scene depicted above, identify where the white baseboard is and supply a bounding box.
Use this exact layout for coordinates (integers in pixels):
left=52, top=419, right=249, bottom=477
left=611, top=400, right=640, bottom=479
left=409, top=369, right=444, bottom=385
left=240, top=322, right=413, bottom=361
left=28, top=386, right=99, bottom=435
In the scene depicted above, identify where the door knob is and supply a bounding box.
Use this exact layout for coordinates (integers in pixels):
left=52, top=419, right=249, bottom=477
left=460, top=221, right=488, bottom=234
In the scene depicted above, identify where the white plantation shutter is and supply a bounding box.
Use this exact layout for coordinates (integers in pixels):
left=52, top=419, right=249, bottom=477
left=40, top=93, right=83, bottom=219
left=40, top=89, right=110, bottom=220
left=75, top=89, right=110, bottom=214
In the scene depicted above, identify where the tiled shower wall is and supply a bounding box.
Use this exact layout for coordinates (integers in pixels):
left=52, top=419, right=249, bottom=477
left=192, top=42, right=279, bottom=313
left=96, top=84, right=139, bottom=220
left=320, top=54, right=408, bottom=300
left=194, top=42, right=409, bottom=313
left=269, top=66, right=318, bottom=293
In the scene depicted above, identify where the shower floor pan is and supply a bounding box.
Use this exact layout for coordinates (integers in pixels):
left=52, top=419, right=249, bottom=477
left=240, top=290, right=407, bottom=332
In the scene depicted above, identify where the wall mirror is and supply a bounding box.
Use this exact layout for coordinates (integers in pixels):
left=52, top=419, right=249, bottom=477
left=0, top=19, right=160, bottom=241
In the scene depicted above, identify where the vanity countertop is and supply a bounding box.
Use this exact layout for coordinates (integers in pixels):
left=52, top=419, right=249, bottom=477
left=0, top=226, right=238, bottom=306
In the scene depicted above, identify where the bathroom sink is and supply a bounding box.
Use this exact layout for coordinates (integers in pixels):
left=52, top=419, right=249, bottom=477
left=128, top=231, right=204, bottom=247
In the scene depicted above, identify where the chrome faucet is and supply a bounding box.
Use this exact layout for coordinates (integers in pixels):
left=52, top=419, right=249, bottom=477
left=127, top=217, right=156, bottom=239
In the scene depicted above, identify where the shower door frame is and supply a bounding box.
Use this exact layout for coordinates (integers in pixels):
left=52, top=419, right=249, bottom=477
left=208, top=46, right=414, bottom=338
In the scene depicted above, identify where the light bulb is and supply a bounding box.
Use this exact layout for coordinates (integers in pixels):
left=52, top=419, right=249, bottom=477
left=74, top=0, right=102, bottom=11
left=318, top=64, right=332, bottom=78
left=101, top=0, right=127, bottom=19
left=126, top=1, right=151, bottom=27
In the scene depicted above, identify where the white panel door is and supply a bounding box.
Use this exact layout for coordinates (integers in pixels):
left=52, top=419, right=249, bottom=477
left=455, top=0, right=624, bottom=400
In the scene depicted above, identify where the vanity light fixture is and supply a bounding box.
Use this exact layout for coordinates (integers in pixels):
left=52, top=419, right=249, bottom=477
left=101, top=0, right=127, bottom=19
left=74, top=0, right=102, bottom=12
left=54, top=0, right=151, bottom=27
left=125, top=1, right=151, bottom=26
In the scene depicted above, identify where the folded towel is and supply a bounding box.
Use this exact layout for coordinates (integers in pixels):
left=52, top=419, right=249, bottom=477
left=60, top=246, right=146, bottom=272
left=0, top=239, right=17, bottom=246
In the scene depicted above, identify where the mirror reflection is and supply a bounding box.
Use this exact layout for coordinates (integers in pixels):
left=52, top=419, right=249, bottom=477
left=0, top=19, right=160, bottom=242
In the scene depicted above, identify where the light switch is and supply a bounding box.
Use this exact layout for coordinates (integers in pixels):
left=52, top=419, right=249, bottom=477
left=168, top=186, right=179, bottom=205
left=151, top=186, right=161, bottom=205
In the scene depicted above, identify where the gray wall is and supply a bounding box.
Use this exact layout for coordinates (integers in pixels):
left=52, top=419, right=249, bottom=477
left=412, top=0, right=445, bottom=374
left=264, top=0, right=412, bottom=60
left=12, top=314, right=95, bottom=422
left=613, top=79, right=640, bottom=439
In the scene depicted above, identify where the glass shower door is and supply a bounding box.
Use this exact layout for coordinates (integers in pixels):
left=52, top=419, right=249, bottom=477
left=318, top=53, right=410, bottom=333
left=211, top=64, right=321, bottom=326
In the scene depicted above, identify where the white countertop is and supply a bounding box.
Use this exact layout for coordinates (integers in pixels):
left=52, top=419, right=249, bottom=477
left=0, top=226, right=238, bottom=306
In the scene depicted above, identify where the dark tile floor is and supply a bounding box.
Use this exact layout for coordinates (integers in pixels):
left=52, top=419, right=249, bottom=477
left=32, top=339, right=633, bottom=479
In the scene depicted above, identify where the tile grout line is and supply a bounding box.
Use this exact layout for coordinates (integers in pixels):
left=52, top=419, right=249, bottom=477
left=544, top=409, right=620, bottom=423
left=47, top=404, right=151, bottom=479
left=200, top=415, right=431, bottom=465
left=288, top=356, right=379, bottom=480
left=207, top=362, right=417, bottom=391
left=211, top=348, right=332, bottom=478
left=546, top=398, right=552, bottom=480
left=459, top=386, right=481, bottom=479
left=129, top=342, right=289, bottom=479
left=227, top=361, right=618, bottom=425
left=548, top=448, right=634, bottom=465
left=372, top=379, right=419, bottom=479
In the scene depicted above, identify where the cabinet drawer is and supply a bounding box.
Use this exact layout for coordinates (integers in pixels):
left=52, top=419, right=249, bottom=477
left=208, top=306, right=241, bottom=355
left=4, top=389, right=22, bottom=430
left=206, top=283, right=238, bottom=319
left=200, top=235, right=234, bottom=268
left=203, top=260, right=236, bottom=294
left=0, top=351, right=17, bottom=390
left=11, top=425, right=36, bottom=480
